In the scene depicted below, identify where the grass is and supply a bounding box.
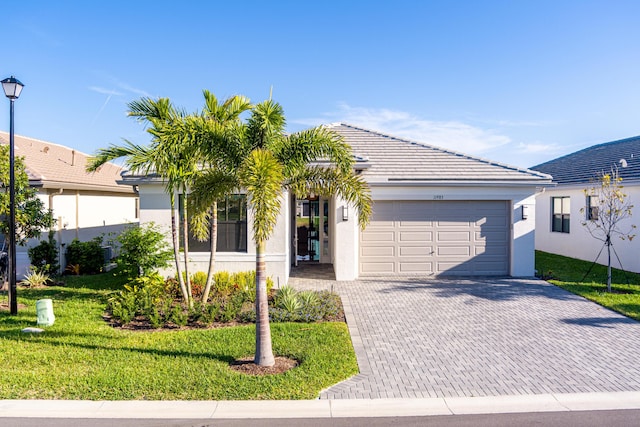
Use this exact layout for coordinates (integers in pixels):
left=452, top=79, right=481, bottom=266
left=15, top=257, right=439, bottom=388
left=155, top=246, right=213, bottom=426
left=536, top=250, right=640, bottom=321
left=0, top=272, right=358, bottom=400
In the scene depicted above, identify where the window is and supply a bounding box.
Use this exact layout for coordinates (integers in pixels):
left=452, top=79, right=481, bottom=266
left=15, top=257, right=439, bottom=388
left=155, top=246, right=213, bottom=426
left=586, top=195, right=599, bottom=221
left=552, top=196, right=570, bottom=233
left=180, top=194, right=247, bottom=252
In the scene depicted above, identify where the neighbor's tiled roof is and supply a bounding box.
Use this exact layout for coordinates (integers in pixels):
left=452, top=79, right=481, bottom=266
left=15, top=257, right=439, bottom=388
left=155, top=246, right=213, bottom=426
left=0, top=132, right=133, bottom=193
left=531, top=136, right=640, bottom=185
left=327, top=123, right=552, bottom=185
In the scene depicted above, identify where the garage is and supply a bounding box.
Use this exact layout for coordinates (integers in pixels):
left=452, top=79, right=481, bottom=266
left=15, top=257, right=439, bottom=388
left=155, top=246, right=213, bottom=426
left=359, top=200, right=510, bottom=276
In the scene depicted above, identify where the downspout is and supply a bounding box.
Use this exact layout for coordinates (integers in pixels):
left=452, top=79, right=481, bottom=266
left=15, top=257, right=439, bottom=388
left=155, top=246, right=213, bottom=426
left=75, top=190, right=80, bottom=240
left=48, top=189, right=64, bottom=274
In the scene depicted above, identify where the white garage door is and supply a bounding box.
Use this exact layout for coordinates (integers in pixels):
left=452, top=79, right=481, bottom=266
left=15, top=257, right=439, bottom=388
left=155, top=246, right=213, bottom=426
left=359, top=200, right=510, bottom=276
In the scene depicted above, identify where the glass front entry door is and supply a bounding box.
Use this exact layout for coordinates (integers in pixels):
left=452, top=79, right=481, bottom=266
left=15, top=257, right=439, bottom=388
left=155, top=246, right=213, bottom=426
left=295, top=196, right=330, bottom=263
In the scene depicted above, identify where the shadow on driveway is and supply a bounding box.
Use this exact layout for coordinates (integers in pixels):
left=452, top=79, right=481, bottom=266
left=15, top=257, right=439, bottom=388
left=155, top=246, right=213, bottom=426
left=367, top=276, right=581, bottom=302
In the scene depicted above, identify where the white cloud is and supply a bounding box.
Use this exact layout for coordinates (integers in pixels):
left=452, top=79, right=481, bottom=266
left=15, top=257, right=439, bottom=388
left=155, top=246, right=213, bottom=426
left=517, top=142, right=562, bottom=154
left=89, top=86, right=124, bottom=96
left=294, top=103, right=511, bottom=155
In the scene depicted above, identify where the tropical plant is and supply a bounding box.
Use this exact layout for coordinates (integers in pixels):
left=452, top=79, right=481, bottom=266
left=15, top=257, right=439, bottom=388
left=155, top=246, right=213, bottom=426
left=186, top=90, right=251, bottom=304
left=20, top=268, right=50, bottom=287
left=87, top=98, right=197, bottom=306
left=237, top=99, right=372, bottom=366
left=581, top=167, right=636, bottom=291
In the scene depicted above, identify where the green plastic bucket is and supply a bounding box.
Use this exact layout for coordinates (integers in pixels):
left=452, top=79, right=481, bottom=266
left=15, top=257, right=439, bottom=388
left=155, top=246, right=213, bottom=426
left=36, top=299, right=55, bottom=326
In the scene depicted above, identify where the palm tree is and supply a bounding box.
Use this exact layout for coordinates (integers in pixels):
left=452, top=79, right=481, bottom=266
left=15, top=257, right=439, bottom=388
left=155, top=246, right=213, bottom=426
left=187, top=90, right=251, bottom=303
left=87, top=97, right=197, bottom=305
left=238, top=100, right=372, bottom=366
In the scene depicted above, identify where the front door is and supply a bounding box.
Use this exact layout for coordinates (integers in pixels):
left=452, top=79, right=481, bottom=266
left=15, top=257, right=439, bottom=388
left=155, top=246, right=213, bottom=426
left=294, top=196, right=331, bottom=264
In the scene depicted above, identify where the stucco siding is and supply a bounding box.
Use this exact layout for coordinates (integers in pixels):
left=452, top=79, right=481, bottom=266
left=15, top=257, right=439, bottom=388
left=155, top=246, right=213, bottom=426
left=535, top=184, right=640, bottom=273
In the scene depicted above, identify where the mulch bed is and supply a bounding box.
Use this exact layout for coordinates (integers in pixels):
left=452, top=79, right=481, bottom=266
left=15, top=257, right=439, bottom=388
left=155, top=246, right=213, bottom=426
left=229, top=356, right=299, bottom=375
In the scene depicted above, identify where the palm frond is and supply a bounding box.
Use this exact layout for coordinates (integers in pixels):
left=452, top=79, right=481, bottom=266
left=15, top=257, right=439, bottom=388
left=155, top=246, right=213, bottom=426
left=189, top=169, right=238, bottom=214
left=246, top=100, right=286, bottom=149
left=287, top=165, right=372, bottom=229
left=239, top=149, right=284, bottom=244
left=86, top=139, right=155, bottom=173
left=275, top=127, right=353, bottom=176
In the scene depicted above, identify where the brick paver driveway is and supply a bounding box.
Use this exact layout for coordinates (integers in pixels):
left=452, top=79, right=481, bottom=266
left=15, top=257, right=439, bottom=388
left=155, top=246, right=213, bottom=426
left=290, top=276, right=640, bottom=399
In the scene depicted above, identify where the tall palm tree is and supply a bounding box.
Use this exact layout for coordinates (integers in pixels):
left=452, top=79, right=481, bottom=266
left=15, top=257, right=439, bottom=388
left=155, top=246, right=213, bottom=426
left=87, top=97, right=197, bottom=305
left=188, top=90, right=251, bottom=303
left=238, top=100, right=372, bottom=366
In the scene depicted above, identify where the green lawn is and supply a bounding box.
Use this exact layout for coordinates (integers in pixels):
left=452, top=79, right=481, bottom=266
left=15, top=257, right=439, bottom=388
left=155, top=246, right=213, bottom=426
left=536, top=250, right=640, bottom=321
left=0, top=273, right=357, bottom=400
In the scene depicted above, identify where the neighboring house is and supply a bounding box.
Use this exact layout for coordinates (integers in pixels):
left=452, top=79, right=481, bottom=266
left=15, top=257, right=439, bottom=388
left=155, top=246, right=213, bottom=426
left=0, top=132, right=139, bottom=276
left=122, top=123, right=552, bottom=284
left=531, top=135, right=640, bottom=273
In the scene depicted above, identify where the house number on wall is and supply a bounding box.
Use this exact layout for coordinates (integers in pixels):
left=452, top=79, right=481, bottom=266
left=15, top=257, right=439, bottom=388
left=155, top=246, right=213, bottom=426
left=433, top=195, right=444, bottom=200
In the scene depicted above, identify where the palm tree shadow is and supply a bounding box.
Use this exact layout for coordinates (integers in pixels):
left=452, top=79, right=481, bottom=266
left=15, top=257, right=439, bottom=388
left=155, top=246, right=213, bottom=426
left=374, top=277, right=581, bottom=302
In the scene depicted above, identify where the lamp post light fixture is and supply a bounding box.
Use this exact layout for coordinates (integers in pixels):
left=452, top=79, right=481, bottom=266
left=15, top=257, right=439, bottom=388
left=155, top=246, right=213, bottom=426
left=2, top=76, right=24, bottom=315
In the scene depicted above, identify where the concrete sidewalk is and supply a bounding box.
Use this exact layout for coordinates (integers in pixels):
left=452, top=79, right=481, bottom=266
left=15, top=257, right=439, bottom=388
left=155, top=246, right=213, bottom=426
left=2, top=392, right=640, bottom=419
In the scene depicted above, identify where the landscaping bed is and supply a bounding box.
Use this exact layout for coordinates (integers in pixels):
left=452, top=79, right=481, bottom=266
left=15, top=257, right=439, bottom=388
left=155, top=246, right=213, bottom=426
left=0, top=271, right=358, bottom=400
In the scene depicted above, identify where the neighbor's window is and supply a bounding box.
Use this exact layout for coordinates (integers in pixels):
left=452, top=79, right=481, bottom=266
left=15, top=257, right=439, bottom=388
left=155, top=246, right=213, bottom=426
left=586, top=195, right=599, bottom=221
left=180, top=194, right=247, bottom=252
left=552, top=196, right=570, bottom=233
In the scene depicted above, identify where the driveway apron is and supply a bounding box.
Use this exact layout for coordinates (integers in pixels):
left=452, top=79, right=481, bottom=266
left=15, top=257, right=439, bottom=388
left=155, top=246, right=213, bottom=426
left=289, top=277, right=640, bottom=399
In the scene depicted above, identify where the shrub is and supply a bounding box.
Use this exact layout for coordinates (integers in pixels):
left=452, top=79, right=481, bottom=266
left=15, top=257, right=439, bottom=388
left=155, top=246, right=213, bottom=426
left=270, top=287, right=342, bottom=323
left=106, top=273, right=167, bottom=325
left=116, top=223, right=172, bottom=278
left=65, top=237, right=105, bottom=274
left=28, top=231, right=59, bottom=274
left=20, top=268, right=51, bottom=287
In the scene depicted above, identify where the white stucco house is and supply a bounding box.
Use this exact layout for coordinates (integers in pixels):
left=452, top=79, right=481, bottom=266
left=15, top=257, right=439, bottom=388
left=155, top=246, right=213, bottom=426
left=0, top=132, right=139, bottom=276
left=122, top=123, right=552, bottom=284
left=531, top=135, right=640, bottom=273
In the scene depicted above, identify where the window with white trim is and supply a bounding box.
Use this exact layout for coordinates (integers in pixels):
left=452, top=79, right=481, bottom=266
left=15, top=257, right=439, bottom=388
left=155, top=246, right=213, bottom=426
left=586, top=195, right=599, bottom=221
left=552, top=196, right=570, bottom=233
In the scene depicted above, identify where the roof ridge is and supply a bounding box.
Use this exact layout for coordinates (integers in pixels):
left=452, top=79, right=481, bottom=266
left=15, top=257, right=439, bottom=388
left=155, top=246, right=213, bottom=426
left=532, top=135, right=640, bottom=169
left=0, top=131, right=94, bottom=158
left=332, top=123, right=551, bottom=180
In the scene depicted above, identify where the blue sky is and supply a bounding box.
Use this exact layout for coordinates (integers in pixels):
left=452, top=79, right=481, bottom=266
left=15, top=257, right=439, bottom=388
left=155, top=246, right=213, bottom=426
left=2, top=0, right=640, bottom=168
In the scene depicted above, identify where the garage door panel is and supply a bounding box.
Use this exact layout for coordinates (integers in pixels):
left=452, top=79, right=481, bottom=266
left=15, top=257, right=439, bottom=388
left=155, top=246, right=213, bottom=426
left=399, top=262, right=434, bottom=273
left=476, top=230, right=508, bottom=242
left=360, top=200, right=510, bottom=276
left=399, top=246, right=433, bottom=256
left=361, top=246, right=395, bottom=257
left=361, top=231, right=395, bottom=242
left=437, top=246, right=471, bottom=256
left=399, top=231, right=432, bottom=242
left=361, top=262, right=396, bottom=273
left=437, top=231, right=471, bottom=242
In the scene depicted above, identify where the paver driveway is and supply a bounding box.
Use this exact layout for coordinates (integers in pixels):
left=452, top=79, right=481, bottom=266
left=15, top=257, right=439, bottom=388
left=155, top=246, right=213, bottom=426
left=289, top=276, right=640, bottom=399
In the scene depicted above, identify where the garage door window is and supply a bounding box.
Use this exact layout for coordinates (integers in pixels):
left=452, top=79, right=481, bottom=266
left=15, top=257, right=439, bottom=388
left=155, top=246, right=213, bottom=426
left=552, top=197, right=570, bottom=233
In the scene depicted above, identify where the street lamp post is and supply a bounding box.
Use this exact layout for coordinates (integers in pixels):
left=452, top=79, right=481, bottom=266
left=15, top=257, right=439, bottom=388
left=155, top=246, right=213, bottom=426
left=2, top=76, right=24, bottom=315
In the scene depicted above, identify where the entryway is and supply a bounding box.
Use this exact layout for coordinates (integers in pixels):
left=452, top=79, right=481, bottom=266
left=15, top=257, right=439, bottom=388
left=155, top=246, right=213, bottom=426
left=293, top=196, right=331, bottom=266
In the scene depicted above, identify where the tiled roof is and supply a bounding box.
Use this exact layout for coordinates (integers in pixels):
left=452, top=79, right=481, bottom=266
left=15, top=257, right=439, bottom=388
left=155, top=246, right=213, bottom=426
left=0, top=132, right=133, bottom=193
left=530, top=136, right=640, bottom=185
left=328, top=123, right=552, bottom=185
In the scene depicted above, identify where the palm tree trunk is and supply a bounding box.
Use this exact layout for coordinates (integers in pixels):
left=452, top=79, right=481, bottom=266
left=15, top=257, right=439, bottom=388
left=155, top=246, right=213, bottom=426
left=254, top=240, right=275, bottom=367
left=181, top=188, right=192, bottom=307
left=202, top=203, right=218, bottom=304
left=171, top=197, right=189, bottom=304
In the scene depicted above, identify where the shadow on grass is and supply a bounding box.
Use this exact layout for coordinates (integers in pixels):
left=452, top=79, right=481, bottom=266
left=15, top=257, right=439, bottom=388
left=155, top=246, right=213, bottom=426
left=18, top=286, right=112, bottom=304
